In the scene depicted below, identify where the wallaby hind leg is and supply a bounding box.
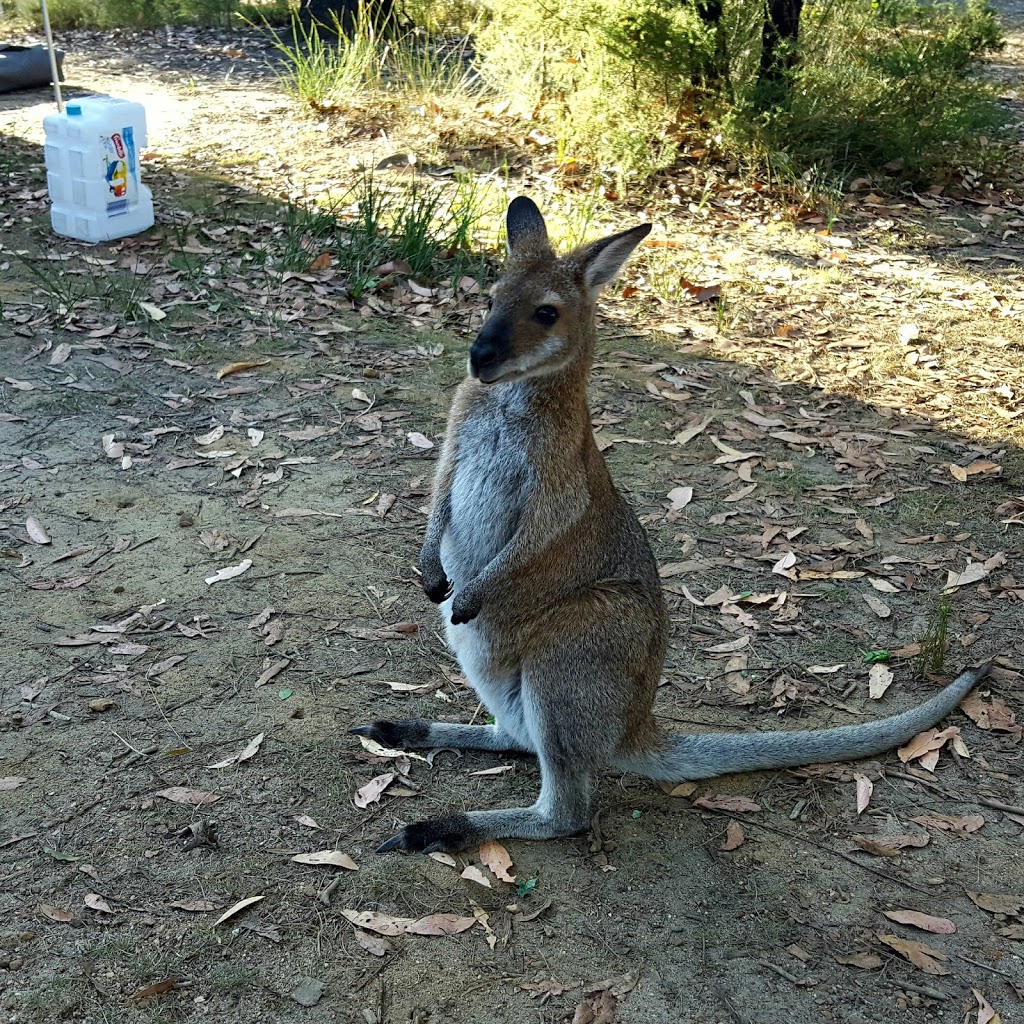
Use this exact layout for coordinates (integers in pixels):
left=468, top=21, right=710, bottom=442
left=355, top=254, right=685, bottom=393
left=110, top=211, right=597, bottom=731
left=376, top=732, right=596, bottom=854
left=375, top=655, right=614, bottom=853
left=349, top=719, right=532, bottom=753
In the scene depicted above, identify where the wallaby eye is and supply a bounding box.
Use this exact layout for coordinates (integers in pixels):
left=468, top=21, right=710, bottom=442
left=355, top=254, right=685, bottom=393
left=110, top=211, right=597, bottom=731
left=534, top=305, right=559, bottom=326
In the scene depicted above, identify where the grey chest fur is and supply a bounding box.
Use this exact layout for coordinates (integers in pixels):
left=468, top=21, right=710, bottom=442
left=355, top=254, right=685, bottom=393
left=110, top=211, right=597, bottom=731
left=440, top=392, right=534, bottom=586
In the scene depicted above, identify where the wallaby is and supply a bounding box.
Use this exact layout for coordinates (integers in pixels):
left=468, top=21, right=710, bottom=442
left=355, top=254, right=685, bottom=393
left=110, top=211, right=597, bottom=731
left=351, top=196, right=990, bottom=855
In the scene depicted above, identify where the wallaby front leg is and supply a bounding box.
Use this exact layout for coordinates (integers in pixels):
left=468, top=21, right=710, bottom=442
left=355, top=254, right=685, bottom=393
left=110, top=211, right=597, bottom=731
left=450, top=484, right=586, bottom=624
left=376, top=741, right=594, bottom=854
left=420, top=491, right=453, bottom=604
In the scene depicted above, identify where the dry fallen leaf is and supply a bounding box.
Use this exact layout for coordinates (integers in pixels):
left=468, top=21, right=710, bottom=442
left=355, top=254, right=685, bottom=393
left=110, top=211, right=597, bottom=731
left=291, top=850, right=359, bottom=870
left=354, top=772, right=396, bottom=809
left=966, top=891, right=1024, bottom=916
left=0, top=777, right=27, bottom=791
left=972, top=988, right=1000, bottom=1024
left=521, top=980, right=581, bottom=998
left=214, top=896, right=266, bottom=927
left=154, top=787, right=220, bottom=805
left=834, top=952, right=883, bottom=970
left=354, top=928, right=393, bottom=956
left=854, top=773, right=873, bottom=815
left=851, top=833, right=929, bottom=856
left=660, top=782, right=698, bottom=798
left=667, top=486, right=693, bottom=510
left=868, top=664, right=894, bottom=699
left=84, top=893, right=114, bottom=914
left=694, top=794, right=761, bottom=813
left=168, top=900, right=219, bottom=912
left=875, top=933, right=951, bottom=975
left=207, top=732, right=265, bottom=770
left=25, top=517, right=51, bottom=544
left=217, top=360, right=269, bottom=379
left=882, top=909, right=956, bottom=934
left=479, top=840, right=516, bottom=883
left=131, top=978, right=178, bottom=1002
left=897, top=726, right=960, bottom=768
left=960, top=691, right=1021, bottom=739
left=910, top=813, right=984, bottom=835
left=341, top=910, right=476, bottom=937
left=406, top=431, right=434, bottom=449
left=720, top=821, right=745, bottom=851
left=460, top=865, right=493, bottom=888
left=862, top=593, right=891, bottom=619
left=204, top=559, right=252, bottom=586
left=39, top=904, right=75, bottom=923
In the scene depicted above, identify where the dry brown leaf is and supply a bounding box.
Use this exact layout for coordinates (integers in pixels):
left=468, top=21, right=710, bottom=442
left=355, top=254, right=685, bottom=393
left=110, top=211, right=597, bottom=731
left=292, top=850, right=359, bottom=870
left=479, top=840, right=516, bottom=883
left=39, top=904, right=75, bottom=922
left=897, top=726, right=959, bottom=766
left=471, top=903, right=497, bottom=950
left=25, top=517, right=51, bottom=544
left=660, top=782, right=698, bottom=798
left=966, top=891, right=1024, bottom=916
left=207, top=732, right=265, bottom=770
left=882, top=909, right=956, bottom=934
left=959, top=692, right=1021, bottom=739
left=154, top=787, right=220, bottom=805
left=468, top=765, right=515, bottom=777
left=405, top=913, right=477, bottom=936
left=217, top=360, right=269, bottom=379
left=694, top=794, right=761, bottom=813
left=674, top=416, right=713, bottom=446
left=521, top=980, right=581, bottom=998
left=354, top=928, right=393, bottom=956
left=875, top=933, right=951, bottom=975
left=406, top=431, right=434, bottom=449
left=854, top=773, right=873, bottom=815
left=168, top=900, right=219, bottom=912
left=84, top=893, right=113, bottom=914
left=256, top=657, right=291, bottom=688
left=862, top=593, right=891, bottom=618
left=834, top=952, right=883, bottom=970
left=214, top=896, right=265, bottom=927
left=868, top=664, right=894, bottom=699
left=353, top=772, right=395, bottom=809
left=460, top=865, right=492, bottom=888
left=972, top=988, right=1000, bottom=1024
left=720, top=821, right=745, bottom=850
left=851, top=833, right=929, bottom=856
left=131, top=978, right=178, bottom=1002
left=910, top=813, right=984, bottom=835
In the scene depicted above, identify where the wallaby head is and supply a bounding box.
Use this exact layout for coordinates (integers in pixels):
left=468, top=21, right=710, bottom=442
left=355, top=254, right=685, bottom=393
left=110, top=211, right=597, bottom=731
left=468, top=196, right=652, bottom=384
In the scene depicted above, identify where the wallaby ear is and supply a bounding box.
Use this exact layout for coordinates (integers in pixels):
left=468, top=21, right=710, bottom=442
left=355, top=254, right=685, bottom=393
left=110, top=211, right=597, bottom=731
left=506, top=196, right=548, bottom=252
left=579, top=223, right=652, bottom=295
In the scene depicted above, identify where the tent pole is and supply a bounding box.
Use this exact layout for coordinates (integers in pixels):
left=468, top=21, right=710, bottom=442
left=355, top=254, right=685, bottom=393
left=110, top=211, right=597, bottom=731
left=40, top=0, right=63, bottom=112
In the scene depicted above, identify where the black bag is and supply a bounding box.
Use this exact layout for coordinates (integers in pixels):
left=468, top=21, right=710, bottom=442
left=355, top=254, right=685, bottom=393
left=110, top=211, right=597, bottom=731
left=0, top=44, right=65, bottom=94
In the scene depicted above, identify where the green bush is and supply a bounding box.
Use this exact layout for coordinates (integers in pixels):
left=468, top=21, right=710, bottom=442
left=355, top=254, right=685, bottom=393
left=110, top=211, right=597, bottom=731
left=11, top=0, right=287, bottom=28
left=473, top=0, right=1004, bottom=187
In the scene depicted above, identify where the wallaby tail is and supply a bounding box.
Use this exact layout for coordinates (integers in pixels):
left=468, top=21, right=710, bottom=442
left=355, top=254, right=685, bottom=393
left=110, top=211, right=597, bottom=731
left=628, top=662, right=991, bottom=783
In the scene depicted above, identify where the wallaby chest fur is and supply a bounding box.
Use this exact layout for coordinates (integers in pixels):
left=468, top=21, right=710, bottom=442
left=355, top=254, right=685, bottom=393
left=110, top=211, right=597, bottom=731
left=352, top=196, right=991, bottom=856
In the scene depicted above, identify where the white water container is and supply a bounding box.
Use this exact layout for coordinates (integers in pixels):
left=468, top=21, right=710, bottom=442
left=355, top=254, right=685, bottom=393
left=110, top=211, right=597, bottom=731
left=43, top=95, right=154, bottom=243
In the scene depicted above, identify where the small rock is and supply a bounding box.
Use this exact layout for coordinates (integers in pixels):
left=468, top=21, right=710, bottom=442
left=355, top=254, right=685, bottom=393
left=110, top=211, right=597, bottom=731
left=290, top=978, right=324, bottom=1007
left=8, top=959, right=22, bottom=971
left=88, top=698, right=118, bottom=713
left=177, top=513, right=194, bottom=527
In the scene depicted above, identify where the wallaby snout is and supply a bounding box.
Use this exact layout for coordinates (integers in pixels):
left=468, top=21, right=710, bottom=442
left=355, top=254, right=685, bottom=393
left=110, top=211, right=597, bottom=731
left=469, top=317, right=511, bottom=382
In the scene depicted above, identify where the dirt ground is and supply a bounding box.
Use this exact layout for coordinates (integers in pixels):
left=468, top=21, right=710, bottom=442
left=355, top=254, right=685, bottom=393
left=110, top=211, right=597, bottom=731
left=1, top=9, right=1023, bottom=1024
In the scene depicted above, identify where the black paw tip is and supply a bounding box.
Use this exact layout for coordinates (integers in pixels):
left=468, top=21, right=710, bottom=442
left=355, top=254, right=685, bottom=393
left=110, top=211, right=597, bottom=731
left=377, top=816, right=474, bottom=855
left=424, top=578, right=453, bottom=604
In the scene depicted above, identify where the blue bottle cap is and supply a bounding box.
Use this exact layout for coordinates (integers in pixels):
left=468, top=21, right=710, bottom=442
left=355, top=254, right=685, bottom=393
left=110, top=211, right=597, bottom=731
left=66, top=104, right=82, bottom=116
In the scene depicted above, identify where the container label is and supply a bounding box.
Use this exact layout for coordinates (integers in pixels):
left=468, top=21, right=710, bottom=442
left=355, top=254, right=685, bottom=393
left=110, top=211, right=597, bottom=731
left=101, top=125, right=138, bottom=216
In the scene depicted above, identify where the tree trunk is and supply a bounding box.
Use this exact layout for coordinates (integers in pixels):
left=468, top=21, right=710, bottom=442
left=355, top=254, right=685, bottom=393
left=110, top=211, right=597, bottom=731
left=757, top=0, right=803, bottom=97
left=299, top=0, right=396, bottom=36
left=694, top=0, right=729, bottom=87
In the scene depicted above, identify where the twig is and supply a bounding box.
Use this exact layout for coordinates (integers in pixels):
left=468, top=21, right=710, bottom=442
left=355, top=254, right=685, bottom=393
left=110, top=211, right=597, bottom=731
left=737, top=816, right=933, bottom=894
left=755, top=960, right=802, bottom=985
left=353, top=960, right=392, bottom=992
left=977, top=797, right=1024, bottom=817
left=890, top=980, right=948, bottom=1002
left=714, top=986, right=752, bottom=1024
left=957, top=954, right=1017, bottom=980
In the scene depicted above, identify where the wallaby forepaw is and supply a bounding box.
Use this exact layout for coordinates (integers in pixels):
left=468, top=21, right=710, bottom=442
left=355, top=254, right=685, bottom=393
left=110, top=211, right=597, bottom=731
left=450, top=591, right=481, bottom=625
left=349, top=719, right=430, bottom=750
left=377, top=815, right=475, bottom=855
left=423, top=574, right=453, bottom=604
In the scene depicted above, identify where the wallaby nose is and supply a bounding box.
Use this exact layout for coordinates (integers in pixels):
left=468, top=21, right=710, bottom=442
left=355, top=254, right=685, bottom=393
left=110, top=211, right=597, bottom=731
left=469, top=339, right=502, bottom=378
